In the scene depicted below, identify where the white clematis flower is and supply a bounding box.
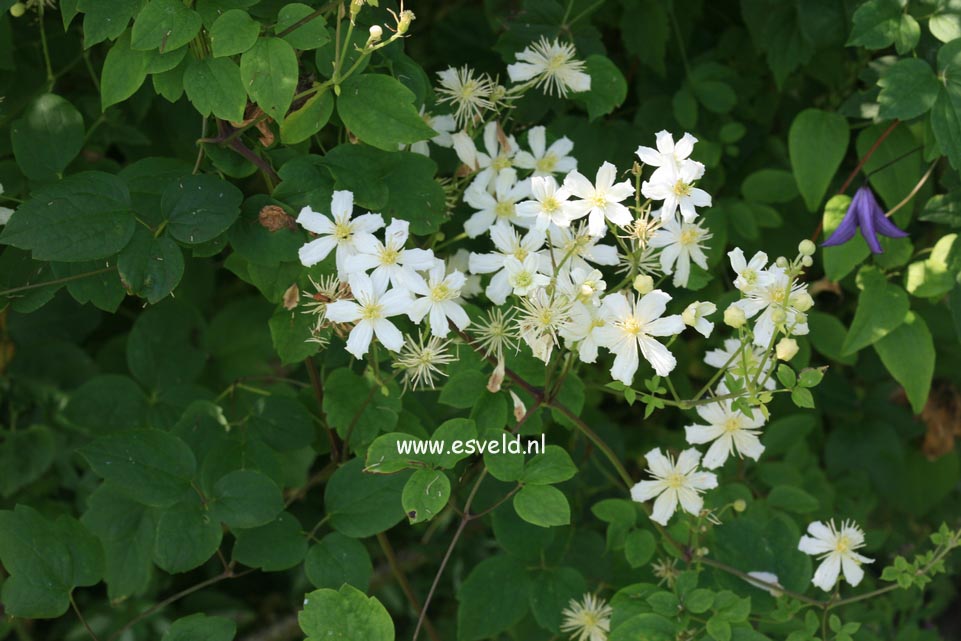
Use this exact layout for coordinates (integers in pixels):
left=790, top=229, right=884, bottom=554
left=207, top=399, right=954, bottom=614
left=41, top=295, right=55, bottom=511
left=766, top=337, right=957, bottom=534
left=435, top=66, right=494, bottom=128
left=451, top=121, right=518, bottom=190
left=684, top=385, right=766, bottom=469
left=681, top=301, right=716, bottom=338
left=463, top=168, right=531, bottom=237
left=642, top=160, right=711, bottom=222
left=408, top=110, right=456, bottom=156
left=596, top=290, right=685, bottom=383
left=507, top=36, right=591, bottom=97
left=345, top=218, right=436, bottom=292
left=513, top=126, right=577, bottom=176
left=798, top=520, right=874, bottom=591
left=297, top=190, right=384, bottom=278
left=516, top=175, right=575, bottom=231
left=504, top=254, right=550, bottom=298
left=469, top=226, right=546, bottom=305
left=630, top=448, right=718, bottom=526
left=648, top=215, right=711, bottom=288
left=564, top=162, right=635, bottom=237
left=636, top=130, right=699, bottom=172
left=324, top=273, right=411, bottom=358
left=728, top=247, right=771, bottom=294
left=406, top=262, right=471, bottom=337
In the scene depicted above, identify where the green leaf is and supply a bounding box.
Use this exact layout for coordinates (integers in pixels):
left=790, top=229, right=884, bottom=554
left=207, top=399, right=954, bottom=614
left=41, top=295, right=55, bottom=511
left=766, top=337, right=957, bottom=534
left=65, top=374, right=149, bottom=433
left=798, top=368, right=824, bottom=388
left=707, top=616, right=732, bottom=641
left=457, top=555, right=531, bottom=641
left=575, top=54, right=628, bottom=121
left=685, top=588, right=715, bottom=614
left=0, top=506, right=103, bottom=618
left=160, top=174, right=244, bottom=244
left=210, top=469, right=284, bottom=529
left=822, top=194, right=869, bottom=281
left=874, top=311, right=935, bottom=413
left=154, top=498, right=223, bottom=573
left=847, top=0, right=911, bottom=50
left=776, top=364, right=797, bottom=388
left=240, top=37, right=299, bottom=121
left=126, top=301, right=206, bottom=388
left=281, top=90, right=334, bottom=144
left=790, top=387, right=815, bottom=409
left=248, top=395, right=316, bottom=451
left=305, top=532, right=372, bottom=590
left=842, top=266, right=910, bottom=354
left=513, top=485, right=570, bottom=527
left=610, top=613, right=676, bottom=641
left=520, top=445, right=577, bottom=485
left=807, top=310, right=857, bottom=365
left=325, top=458, right=408, bottom=537
left=299, top=585, right=394, bottom=641
left=905, top=233, right=961, bottom=298
left=275, top=3, right=330, bottom=50
left=767, top=486, right=819, bottom=513
left=620, top=0, right=668, bottom=75
left=878, top=58, right=939, bottom=120
left=0, top=171, right=135, bottom=262
left=232, top=512, right=309, bottom=572
left=78, top=0, right=140, bottom=48
left=81, top=429, right=196, bottom=507
left=81, top=484, right=157, bottom=599
left=161, top=614, right=236, bottom=641
left=439, top=369, right=488, bottom=408
left=117, top=228, right=185, bottom=304
left=101, top=32, right=150, bottom=110
left=402, top=469, right=450, bottom=524
left=624, top=529, right=657, bottom=568
left=210, top=9, right=260, bottom=57
left=323, top=369, right=400, bottom=451
left=10, top=93, right=84, bottom=182
left=183, top=56, right=248, bottom=122
left=741, top=169, right=799, bottom=204
left=130, top=0, right=202, bottom=52
left=788, top=108, right=848, bottom=212
left=337, top=74, right=436, bottom=151
left=529, top=567, right=587, bottom=634
left=0, top=425, right=55, bottom=497
left=51, top=259, right=125, bottom=311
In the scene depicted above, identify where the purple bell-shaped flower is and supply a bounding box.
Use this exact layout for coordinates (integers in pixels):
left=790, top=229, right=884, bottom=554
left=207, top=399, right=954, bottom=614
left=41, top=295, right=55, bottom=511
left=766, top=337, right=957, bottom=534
left=822, top=185, right=908, bottom=254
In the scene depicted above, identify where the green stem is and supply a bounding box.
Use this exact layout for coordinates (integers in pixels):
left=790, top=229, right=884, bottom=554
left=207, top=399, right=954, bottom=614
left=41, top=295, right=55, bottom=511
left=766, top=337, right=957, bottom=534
left=0, top=266, right=116, bottom=297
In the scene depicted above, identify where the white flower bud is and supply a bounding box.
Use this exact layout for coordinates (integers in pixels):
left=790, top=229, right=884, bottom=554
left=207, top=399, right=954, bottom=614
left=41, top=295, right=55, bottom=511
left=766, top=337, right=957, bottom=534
left=633, top=274, right=654, bottom=294
left=793, top=291, right=814, bottom=312
left=9, top=2, right=25, bottom=17
left=771, top=308, right=787, bottom=324
left=733, top=499, right=747, bottom=513
left=396, top=9, right=415, bottom=34
left=775, top=256, right=789, bottom=269
left=776, top=338, right=799, bottom=361
left=798, top=239, right=816, bottom=257
left=801, top=255, right=813, bottom=267
left=724, top=305, right=746, bottom=329
left=368, top=25, right=383, bottom=42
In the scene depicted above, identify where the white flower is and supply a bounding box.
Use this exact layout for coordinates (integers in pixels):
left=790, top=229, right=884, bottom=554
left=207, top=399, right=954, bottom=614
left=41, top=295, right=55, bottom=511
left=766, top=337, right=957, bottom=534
left=704, top=338, right=775, bottom=390
left=505, top=254, right=550, bottom=297
left=435, top=66, right=494, bottom=127
left=642, top=161, right=711, bottom=222
left=630, top=448, right=718, bottom=526
left=648, top=215, right=710, bottom=288
left=564, top=267, right=606, bottom=306
left=560, top=593, right=612, bottom=641
left=564, top=162, right=635, bottom=237
left=516, top=175, right=575, bottom=231
left=463, top=168, right=531, bottom=237
left=745, top=572, right=784, bottom=597
left=324, top=273, right=411, bottom=358
left=407, top=262, right=471, bottom=337
left=798, top=520, right=874, bottom=591
left=728, top=248, right=771, bottom=294
left=596, top=290, right=685, bottom=384
left=297, top=190, right=384, bottom=278
left=684, top=387, right=766, bottom=469
left=513, top=126, right=577, bottom=176
left=0, top=207, right=12, bottom=226
left=469, top=226, right=546, bottom=305
left=636, top=131, right=699, bottom=172
left=681, top=301, right=716, bottom=338
left=515, top=288, right=572, bottom=363
left=408, top=110, right=456, bottom=156
left=393, top=332, right=456, bottom=390
left=732, top=266, right=810, bottom=347
left=548, top=224, right=620, bottom=273
left=451, top=121, right=518, bottom=190
left=560, top=301, right=606, bottom=364
left=507, top=36, right=591, bottom=97
left=344, top=218, right=436, bottom=292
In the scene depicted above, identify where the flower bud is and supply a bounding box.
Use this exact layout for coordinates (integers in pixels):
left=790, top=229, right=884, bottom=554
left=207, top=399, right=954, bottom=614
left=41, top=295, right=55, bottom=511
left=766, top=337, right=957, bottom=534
left=367, top=24, right=383, bottom=43
left=775, top=256, right=789, bottom=269
left=724, top=305, right=746, bottom=329
left=793, top=291, right=814, bottom=312
left=776, top=338, right=799, bottom=361
left=801, top=255, right=813, bottom=267
left=733, top=499, right=747, bottom=513
left=771, top=308, right=787, bottom=324
left=349, top=0, right=364, bottom=22
left=798, top=239, right=816, bottom=257
left=9, top=2, right=25, bottom=16
left=633, top=274, right=654, bottom=294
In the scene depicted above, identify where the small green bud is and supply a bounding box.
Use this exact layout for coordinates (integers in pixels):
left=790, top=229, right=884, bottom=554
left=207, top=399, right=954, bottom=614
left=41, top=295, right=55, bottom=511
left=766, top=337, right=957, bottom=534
left=798, top=239, right=816, bottom=257
left=733, top=499, right=747, bottom=512
left=9, top=2, right=26, bottom=17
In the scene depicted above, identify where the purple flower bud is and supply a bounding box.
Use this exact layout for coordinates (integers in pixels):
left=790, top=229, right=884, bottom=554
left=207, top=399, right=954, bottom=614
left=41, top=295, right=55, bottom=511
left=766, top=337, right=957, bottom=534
left=821, top=185, right=908, bottom=254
